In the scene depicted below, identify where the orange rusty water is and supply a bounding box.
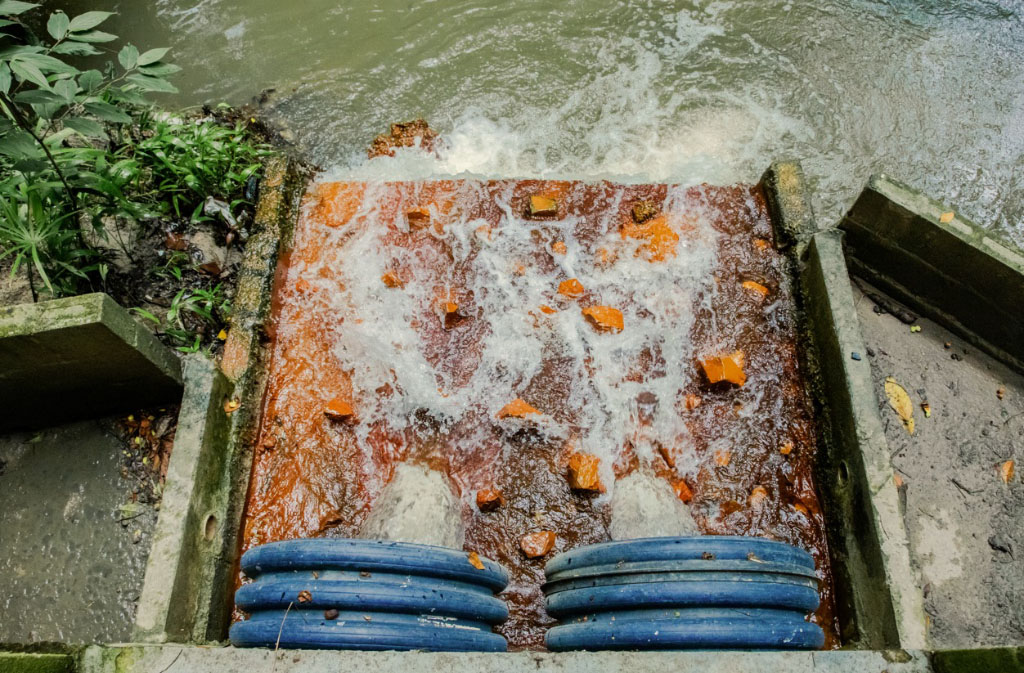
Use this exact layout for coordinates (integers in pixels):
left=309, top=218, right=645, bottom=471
left=238, top=179, right=839, bottom=649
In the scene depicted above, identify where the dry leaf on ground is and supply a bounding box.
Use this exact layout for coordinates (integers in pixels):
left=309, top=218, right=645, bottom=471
left=884, top=376, right=915, bottom=434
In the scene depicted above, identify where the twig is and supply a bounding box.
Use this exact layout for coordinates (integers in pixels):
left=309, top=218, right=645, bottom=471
left=950, top=477, right=977, bottom=496
left=275, top=601, right=293, bottom=651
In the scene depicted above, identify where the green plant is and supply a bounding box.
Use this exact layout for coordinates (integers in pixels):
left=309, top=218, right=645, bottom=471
left=133, top=118, right=270, bottom=221
left=0, top=1, right=180, bottom=296
left=133, top=283, right=230, bottom=352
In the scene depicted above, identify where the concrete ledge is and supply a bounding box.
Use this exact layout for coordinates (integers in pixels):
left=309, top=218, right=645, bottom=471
left=0, top=293, right=183, bottom=432
left=0, top=652, right=75, bottom=673
left=798, top=231, right=926, bottom=650
left=932, top=646, right=1024, bottom=673
left=840, top=174, right=1024, bottom=373
left=133, top=355, right=234, bottom=644
left=761, top=160, right=817, bottom=253
left=78, top=645, right=933, bottom=673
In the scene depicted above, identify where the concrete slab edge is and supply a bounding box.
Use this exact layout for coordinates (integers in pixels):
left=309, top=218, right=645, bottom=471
left=840, top=174, right=1024, bottom=373
left=0, top=652, right=76, bottom=673
left=76, top=644, right=934, bottom=673
left=799, top=231, right=927, bottom=650
left=133, top=354, right=235, bottom=643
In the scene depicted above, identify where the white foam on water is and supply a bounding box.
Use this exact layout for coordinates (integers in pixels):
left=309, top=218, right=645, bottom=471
left=303, top=180, right=722, bottom=500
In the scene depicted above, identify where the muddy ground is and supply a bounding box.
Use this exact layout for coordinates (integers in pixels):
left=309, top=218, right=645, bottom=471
left=853, top=280, right=1024, bottom=648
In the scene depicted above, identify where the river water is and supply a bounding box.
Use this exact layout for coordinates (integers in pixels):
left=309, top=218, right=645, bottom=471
left=47, top=0, right=1024, bottom=244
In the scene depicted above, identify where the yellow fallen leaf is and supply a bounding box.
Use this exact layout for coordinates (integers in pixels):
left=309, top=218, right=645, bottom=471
left=1000, top=460, right=1015, bottom=484
left=885, top=376, right=915, bottom=434
left=217, top=329, right=228, bottom=340
left=224, top=397, right=241, bottom=414
left=939, top=211, right=955, bottom=223
left=467, top=551, right=485, bottom=570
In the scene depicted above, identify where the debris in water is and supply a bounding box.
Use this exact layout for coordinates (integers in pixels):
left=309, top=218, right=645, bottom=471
left=497, top=398, right=541, bottom=419
left=884, top=377, right=915, bottom=434
left=551, top=240, right=567, bottom=255
left=939, top=211, right=955, bottom=223
left=1000, top=460, right=1015, bottom=484
left=780, top=442, right=793, bottom=456
left=631, top=200, right=659, bottom=224
left=520, top=531, right=556, bottom=558
left=381, top=271, right=403, bottom=288
left=406, top=207, right=431, bottom=229
left=468, top=551, right=486, bottom=570
left=324, top=609, right=339, bottom=620
left=367, top=119, right=439, bottom=158
left=620, top=213, right=679, bottom=261
left=567, top=453, right=604, bottom=493
left=558, top=278, right=585, bottom=298
left=700, top=351, right=746, bottom=387
left=539, top=305, right=557, bottom=315
left=476, top=488, right=504, bottom=512
left=581, top=305, right=624, bottom=332
left=297, top=590, right=312, bottom=604
left=324, top=397, right=355, bottom=422
left=742, top=280, right=770, bottom=299
left=528, top=195, right=558, bottom=218
left=672, top=479, right=694, bottom=503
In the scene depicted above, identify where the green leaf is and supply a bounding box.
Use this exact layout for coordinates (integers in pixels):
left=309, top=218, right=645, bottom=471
left=77, top=69, right=102, bottom=91
left=126, top=73, right=177, bottom=94
left=68, top=11, right=113, bottom=32
left=0, top=129, right=42, bottom=159
left=0, top=1, right=38, bottom=16
left=83, top=101, right=131, bottom=124
left=13, top=88, right=63, bottom=105
left=46, top=11, right=69, bottom=40
left=139, top=62, right=182, bottom=77
left=0, top=63, right=10, bottom=94
left=136, top=47, right=169, bottom=67
left=9, top=60, right=48, bottom=88
left=63, top=116, right=106, bottom=138
left=118, top=44, right=138, bottom=70
left=16, top=52, right=79, bottom=75
left=52, top=78, right=77, bottom=102
left=67, top=30, right=116, bottom=43
left=53, top=41, right=100, bottom=56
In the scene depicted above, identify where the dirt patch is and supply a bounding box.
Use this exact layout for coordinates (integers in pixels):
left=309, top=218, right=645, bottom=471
left=853, top=279, right=1024, bottom=647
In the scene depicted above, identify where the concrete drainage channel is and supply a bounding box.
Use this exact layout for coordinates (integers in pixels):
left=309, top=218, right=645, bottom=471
left=1, top=159, right=1022, bottom=672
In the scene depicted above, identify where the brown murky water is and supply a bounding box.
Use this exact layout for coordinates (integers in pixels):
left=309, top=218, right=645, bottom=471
left=239, top=178, right=838, bottom=649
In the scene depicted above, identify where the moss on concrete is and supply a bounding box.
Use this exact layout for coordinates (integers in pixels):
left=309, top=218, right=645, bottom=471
left=0, top=652, right=76, bottom=673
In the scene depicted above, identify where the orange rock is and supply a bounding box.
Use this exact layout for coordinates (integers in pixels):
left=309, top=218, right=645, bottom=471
left=673, top=479, right=694, bottom=503
left=324, top=397, right=355, bottom=421
left=685, top=394, right=702, bottom=410
left=552, top=240, right=567, bottom=255
left=528, top=195, right=558, bottom=217
left=476, top=488, right=504, bottom=512
left=520, top=530, right=556, bottom=558
left=748, top=485, right=769, bottom=507
left=700, top=350, right=746, bottom=386
left=621, top=213, right=679, bottom=261
left=381, top=271, right=404, bottom=288
left=567, top=453, right=605, bottom=492
left=406, top=207, right=431, bottom=228
left=467, top=551, right=486, bottom=570
left=779, top=441, right=793, bottom=456
left=742, top=280, right=770, bottom=299
left=754, top=238, right=772, bottom=250
left=497, top=398, right=541, bottom=419
left=715, top=449, right=732, bottom=467
left=582, top=306, right=624, bottom=332
left=792, top=502, right=809, bottom=515
left=539, top=305, right=557, bottom=315
left=558, top=278, right=585, bottom=298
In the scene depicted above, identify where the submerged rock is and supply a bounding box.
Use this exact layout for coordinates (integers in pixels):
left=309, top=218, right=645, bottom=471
left=609, top=470, right=698, bottom=540
left=358, top=463, right=465, bottom=548
left=367, top=119, right=440, bottom=158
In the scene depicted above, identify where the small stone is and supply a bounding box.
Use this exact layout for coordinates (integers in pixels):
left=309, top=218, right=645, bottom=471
left=851, top=351, right=862, bottom=361
left=551, top=240, right=567, bottom=255
left=988, top=534, right=1013, bottom=556
left=381, top=271, right=403, bottom=288
left=476, top=488, right=504, bottom=512
left=581, top=305, right=624, bottom=332
left=496, top=398, right=541, bottom=419
left=558, top=278, right=585, bottom=298
left=324, top=608, right=340, bottom=620
left=867, top=347, right=876, bottom=357
left=997, top=387, right=1006, bottom=400
left=132, top=529, right=142, bottom=544
left=528, top=195, right=558, bottom=218
left=324, top=397, right=356, bottom=422
left=520, top=530, right=556, bottom=558
left=700, top=351, right=746, bottom=387
left=567, top=453, right=604, bottom=493
left=298, top=590, right=312, bottom=603
left=631, top=200, right=659, bottom=224
left=944, top=341, right=952, bottom=349
left=951, top=353, right=963, bottom=361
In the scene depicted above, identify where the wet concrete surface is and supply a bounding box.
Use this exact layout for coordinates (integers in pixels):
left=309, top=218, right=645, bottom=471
left=853, top=280, right=1024, bottom=648
left=0, top=419, right=158, bottom=644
